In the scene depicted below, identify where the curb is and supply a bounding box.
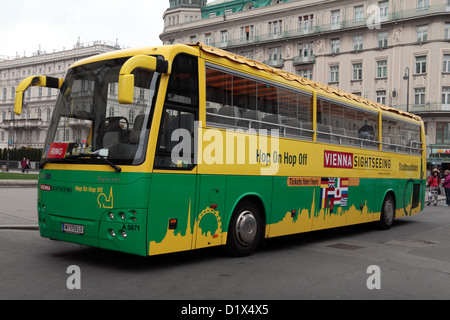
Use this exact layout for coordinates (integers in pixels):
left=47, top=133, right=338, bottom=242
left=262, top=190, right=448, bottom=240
left=0, top=180, right=37, bottom=188
left=0, top=225, right=39, bottom=231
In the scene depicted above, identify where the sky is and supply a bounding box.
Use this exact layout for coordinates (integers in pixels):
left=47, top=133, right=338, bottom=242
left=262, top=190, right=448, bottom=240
left=0, top=0, right=171, bottom=58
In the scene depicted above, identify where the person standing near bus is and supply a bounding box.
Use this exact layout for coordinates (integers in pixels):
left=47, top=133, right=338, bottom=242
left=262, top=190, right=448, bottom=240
left=20, top=158, right=27, bottom=173
left=443, top=170, right=450, bottom=207
left=428, top=170, right=441, bottom=206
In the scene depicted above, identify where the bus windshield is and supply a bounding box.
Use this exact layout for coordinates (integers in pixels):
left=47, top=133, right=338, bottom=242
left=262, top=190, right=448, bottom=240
left=41, top=57, right=159, bottom=168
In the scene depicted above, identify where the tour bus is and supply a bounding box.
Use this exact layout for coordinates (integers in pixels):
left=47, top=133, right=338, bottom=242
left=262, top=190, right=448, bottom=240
left=14, top=43, right=426, bottom=257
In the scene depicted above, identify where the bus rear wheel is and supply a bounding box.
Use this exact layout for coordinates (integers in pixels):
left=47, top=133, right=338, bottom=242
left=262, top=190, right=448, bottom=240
left=226, top=201, right=262, bottom=257
left=379, top=194, right=395, bottom=230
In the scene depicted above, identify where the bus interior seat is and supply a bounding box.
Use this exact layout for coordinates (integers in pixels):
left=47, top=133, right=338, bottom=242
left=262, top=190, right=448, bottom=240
left=317, top=123, right=332, bottom=140
left=103, top=132, right=121, bottom=148
left=261, top=114, right=281, bottom=131
left=332, top=127, right=346, bottom=143
left=238, top=110, right=261, bottom=129
left=129, top=114, right=146, bottom=144
left=217, top=105, right=240, bottom=126
left=206, top=107, right=218, bottom=123
left=285, top=119, right=302, bottom=136
left=165, top=113, right=195, bottom=153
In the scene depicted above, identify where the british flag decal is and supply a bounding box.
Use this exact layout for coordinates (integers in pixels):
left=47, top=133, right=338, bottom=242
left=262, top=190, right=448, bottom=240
left=320, top=178, right=349, bottom=209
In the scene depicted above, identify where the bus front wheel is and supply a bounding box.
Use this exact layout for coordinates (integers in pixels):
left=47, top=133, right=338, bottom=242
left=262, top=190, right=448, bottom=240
left=379, top=194, right=395, bottom=230
left=226, top=201, right=262, bottom=257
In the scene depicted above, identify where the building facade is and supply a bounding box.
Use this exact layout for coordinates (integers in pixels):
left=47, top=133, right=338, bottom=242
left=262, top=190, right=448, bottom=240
left=0, top=40, right=125, bottom=150
left=161, top=0, right=450, bottom=168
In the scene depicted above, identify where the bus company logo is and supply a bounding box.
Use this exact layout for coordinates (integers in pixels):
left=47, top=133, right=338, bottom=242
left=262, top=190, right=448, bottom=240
left=324, top=150, right=353, bottom=169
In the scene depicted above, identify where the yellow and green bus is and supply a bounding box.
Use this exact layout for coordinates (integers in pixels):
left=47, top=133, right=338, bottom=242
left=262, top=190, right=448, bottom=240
left=14, top=43, right=426, bottom=257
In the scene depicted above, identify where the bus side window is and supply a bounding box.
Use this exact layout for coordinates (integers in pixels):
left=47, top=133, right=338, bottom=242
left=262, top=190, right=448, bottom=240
left=155, top=108, right=195, bottom=169
left=154, top=54, right=198, bottom=169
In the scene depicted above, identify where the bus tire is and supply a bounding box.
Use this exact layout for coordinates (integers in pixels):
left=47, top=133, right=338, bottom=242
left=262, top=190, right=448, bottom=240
left=226, top=200, right=262, bottom=257
left=379, top=194, right=395, bottom=230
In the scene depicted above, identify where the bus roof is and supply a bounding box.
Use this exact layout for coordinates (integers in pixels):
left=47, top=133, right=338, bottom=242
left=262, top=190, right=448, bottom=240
left=190, top=43, right=421, bottom=123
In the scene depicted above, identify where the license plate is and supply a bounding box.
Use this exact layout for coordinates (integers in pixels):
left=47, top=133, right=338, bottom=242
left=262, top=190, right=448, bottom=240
left=62, top=223, right=84, bottom=235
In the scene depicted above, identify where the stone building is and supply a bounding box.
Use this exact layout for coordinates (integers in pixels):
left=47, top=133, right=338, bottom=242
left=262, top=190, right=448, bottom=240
left=160, top=0, right=450, bottom=167
left=0, top=40, right=124, bottom=149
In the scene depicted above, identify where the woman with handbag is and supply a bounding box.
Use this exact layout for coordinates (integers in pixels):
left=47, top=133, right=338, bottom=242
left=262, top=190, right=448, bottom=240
left=443, top=170, right=450, bottom=207
left=428, top=170, right=441, bottom=206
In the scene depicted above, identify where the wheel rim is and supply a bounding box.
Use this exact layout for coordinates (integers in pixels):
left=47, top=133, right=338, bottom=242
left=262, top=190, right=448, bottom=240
left=384, top=199, right=394, bottom=225
left=234, top=210, right=258, bottom=247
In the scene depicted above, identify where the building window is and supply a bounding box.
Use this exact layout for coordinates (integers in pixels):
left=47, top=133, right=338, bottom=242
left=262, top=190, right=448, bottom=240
left=416, top=25, right=428, bottom=42
left=331, top=10, right=341, bottom=29
left=240, top=25, right=254, bottom=41
left=417, top=0, right=429, bottom=11
left=445, top=23, right=450, bottom=40
left=443, top=54, right=450, bottom=73
left=378, top=31, right=389, bottom=48
left=415, top=56, right=427, bottom=74
left=376, top=90, right=386, bottom=104
left=298, top=42, right=314, bottom=57
left=330, top=65, right=340, bottom=83
left=353, top=35, right=363, bottom=51
left=442, top=87, right=450, bottom=107
left=331, top=39, right=340, bottom=54
left=414, top=88, right=426, bottom=105
left=205, top=33, right=212, bottom=45
left=379, top=1, right=389, bottom=21
left=240, top=50, right=254, bottom=59
left=268, top=47, right=282, bottom=61
left=298, top=14, right=314, bottom=31
left=376, top=60, right=387, bottom=78
left=221, top=30, right=228, bottom=44
left=354, top=5, right=364, bottom=22
left=268, top=20, right=283, bottom=35
left=108, top=106, right=115, bottom=118
left=352, top=63, right=363, bottom=80
left=297, top=68, right=313, bottom=80
left=436, top=122, right=450, bottom=144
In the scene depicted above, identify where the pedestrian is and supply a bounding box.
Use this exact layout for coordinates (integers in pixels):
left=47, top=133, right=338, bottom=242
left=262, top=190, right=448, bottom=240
left=20, top=157, right=26, bottom=173
left=427, top=169, right=441, bottom=206
left=25, top=158, right=30, bottom=173
left=443, top=170, right=450, bottom=207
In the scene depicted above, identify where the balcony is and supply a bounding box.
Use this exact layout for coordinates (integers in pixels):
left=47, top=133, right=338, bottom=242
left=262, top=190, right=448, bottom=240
left=263, top=59, right=285, bottom=68
left=0, top=118, right=46, bottom=129
left=293, top=55, right=316, bottom=65
left=217, top=3, right=450, bottom=49
left=411, top=103, right=450, bottom=116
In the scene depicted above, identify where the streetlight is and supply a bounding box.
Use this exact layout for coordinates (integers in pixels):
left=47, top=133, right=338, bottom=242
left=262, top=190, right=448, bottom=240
left=403, top=67, right=410, bottom=113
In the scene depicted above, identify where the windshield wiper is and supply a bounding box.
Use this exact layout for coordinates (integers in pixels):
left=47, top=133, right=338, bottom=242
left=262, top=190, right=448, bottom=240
left=65, top=153, right=122, bottom=173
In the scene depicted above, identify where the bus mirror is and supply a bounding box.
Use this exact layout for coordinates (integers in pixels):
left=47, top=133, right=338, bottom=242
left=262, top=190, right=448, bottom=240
left=118, top=55, right=170, bottom=104
left=118, top=74, right=135, bottom=105
left=14, top=76, right=63, bottom=115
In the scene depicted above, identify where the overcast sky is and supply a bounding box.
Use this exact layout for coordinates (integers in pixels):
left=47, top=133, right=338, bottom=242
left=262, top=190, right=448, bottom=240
left=0, top=0, right=171, bottom=57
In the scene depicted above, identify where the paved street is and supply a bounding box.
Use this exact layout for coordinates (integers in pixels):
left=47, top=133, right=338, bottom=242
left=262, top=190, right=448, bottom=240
left=1, top=187, right=450, bottom=301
